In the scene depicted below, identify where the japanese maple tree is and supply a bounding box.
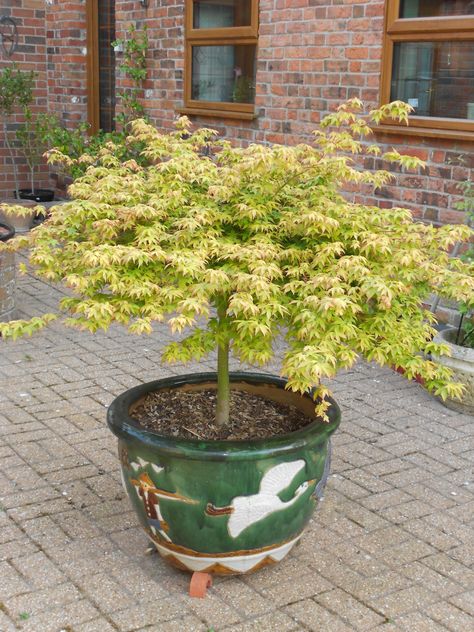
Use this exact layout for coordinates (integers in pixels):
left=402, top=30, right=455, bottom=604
left=1, top=100, right=473, bottom=426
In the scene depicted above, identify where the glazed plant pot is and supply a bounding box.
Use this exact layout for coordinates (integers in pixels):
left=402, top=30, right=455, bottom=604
left=433, top=327, right=474, bottom=415
left=0, top=222, right=16, bottom=322
left=107, top=372, right=340, bottom=575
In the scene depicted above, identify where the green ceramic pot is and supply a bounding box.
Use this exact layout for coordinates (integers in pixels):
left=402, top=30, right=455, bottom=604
left=107, top=372, right=340, bottom=575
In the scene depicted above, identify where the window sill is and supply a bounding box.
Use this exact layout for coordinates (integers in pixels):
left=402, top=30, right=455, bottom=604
left=374, top=124, right=474, bottom=142
left=177, top=107, right=258, bottom=121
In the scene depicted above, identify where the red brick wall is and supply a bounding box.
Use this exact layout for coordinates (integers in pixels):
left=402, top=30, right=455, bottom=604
left=1, top=1, right=472, bottom=225
left=45, top=1, right=88, bottom=126
left=0, top=0, right=87, bottom=199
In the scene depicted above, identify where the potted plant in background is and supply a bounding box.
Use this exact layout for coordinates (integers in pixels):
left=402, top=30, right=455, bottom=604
left=433, top=180, right=474, bottom=414
left=1, top=100, right=473, bottom=595
left=0, top=65, right=35, bottom=200
left=0, top=65, right=38, bottom=232
left=15, top=109, right=58, bottom=203
left=0, top=65, right=55, bottom=231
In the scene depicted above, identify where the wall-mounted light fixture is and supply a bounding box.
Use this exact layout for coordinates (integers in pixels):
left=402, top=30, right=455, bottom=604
left=139, top=0, right=149, bottom=7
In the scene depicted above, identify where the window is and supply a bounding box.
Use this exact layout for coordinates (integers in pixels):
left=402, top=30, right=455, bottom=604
left=381, top=0, right=474, bottom=138
left=86, top=0, right=116, bottom=133
left=183, top=0, right=259, bottom=118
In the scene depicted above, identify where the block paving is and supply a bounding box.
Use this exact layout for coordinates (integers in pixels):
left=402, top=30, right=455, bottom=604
left=0, top=271, right=473, bottom=631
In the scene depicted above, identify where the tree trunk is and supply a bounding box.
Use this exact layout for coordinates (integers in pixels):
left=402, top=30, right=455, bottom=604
left=215, top=339, right=230, bottom=427
left=215, top=304, right=230, bottom=427
left=3, top=121, right=20, bottom=198
left=30, top=163, right=35, bottom=196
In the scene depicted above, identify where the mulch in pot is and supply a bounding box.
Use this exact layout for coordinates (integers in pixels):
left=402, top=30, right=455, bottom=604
left=133, top=389, right=313, bottom=441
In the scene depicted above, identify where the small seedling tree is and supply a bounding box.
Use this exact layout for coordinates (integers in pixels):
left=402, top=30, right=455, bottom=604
left=1, top=100, right=473, bottom=426
left=0, top=66, right=35, bottom=198
left=16, top=111, right=60, bottom=195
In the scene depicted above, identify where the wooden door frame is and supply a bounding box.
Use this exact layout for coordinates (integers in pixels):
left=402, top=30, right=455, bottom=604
left=86, top=0, right=100, bottom=134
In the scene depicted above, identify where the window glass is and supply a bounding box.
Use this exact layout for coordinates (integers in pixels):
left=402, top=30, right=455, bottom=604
left=191, top=44, right=256, bottom=103
left=193, top=0, right=252, bottom=28
left=399, top=0, right=474, bottom=18
left=391, top=40, right=474, bottom=119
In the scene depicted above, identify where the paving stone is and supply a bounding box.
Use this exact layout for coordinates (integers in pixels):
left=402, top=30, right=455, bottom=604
left=315, top=588, right=384, bottom=630
left=401, top=518, right=461, bottom=552
left=344, top=468, right=393, bottom=494
left=109, top=566, right=171, bottom=602
left=382, top=500, right=434, bottom=523
left=285, top=598, right=354, bottom=632
left=18, top=599, right=101, bottom=632
left=110, top=600, right=192, bottom=630
left=361, top=489, right=413, bottom=511
left=350, top=525, right=410, bottom=556
left=422, top=553, right=474, bottom=588
left=394, top=611, right=452, bottom=631
left=0, top=610, right=16, bottom=632
left=75, top=572, right=136, bottom=614
left=214, top=579, right=272, bottom=616
left=137, top=615, right=209, bottom=631
left=448, top=591, right=474, bottom=617
left=379, top=539, right=438, bottom=567
left=342, top=570, right=408, bottom=602
left=0, top=521, right=24, bottom=545
left=448, top=544, right=474, bottom=568
left=22, top=515, right=71, bottom=550
left=258, top=571, right=333, bottom=607
left=328, top=541, right=390, bottom=577
left=10, top=550, right=67, bottom=589
left=0, top=537, right=39, bottom=561
left=8, top=496, right=73, bottom=521
left=74, top=618, right=118, bottom=632
left=223, top=610, right=300, bottom=631
left=370, top=585, right=439, bottom=618
left=184, top=591, right=243, bottom=628
left=422, top=513, right=474, bottom=545
left=5, top=582, right=82, bottom=619
left=306, top=551, right=369, bottom=594
left=0, top=560, right=31, bottom=598
left=53, top=510, right=103, bottom=540
left=381, top=466, right=432, bottom=487
left=425, top=601, right=474, bottom=632
left=398, top=561, right=464, bottom=597
left=0, top=484, right=60, bottom=510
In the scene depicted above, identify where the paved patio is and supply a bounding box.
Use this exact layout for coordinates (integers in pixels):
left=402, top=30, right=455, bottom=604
left=0, top=269, right=473, bottom=632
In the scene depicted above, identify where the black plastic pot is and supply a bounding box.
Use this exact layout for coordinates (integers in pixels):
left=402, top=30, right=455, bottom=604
left=0, top=222, right=15, bottom=242
left=17, top=188, right=55, bottom=203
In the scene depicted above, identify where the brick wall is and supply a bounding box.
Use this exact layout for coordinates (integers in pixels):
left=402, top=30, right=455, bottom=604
left=44, top=1, right=88, bottom=126
left=0, top=0, right=87, bottom=199
left=1, top=0, right=472, bottom=225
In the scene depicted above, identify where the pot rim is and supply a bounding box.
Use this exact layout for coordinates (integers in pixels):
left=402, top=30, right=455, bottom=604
left=0, top=222, right=15, bottom=242
left=434, top=326, right=474, bottom=360
left=107, top=372, right=341, bottom=461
